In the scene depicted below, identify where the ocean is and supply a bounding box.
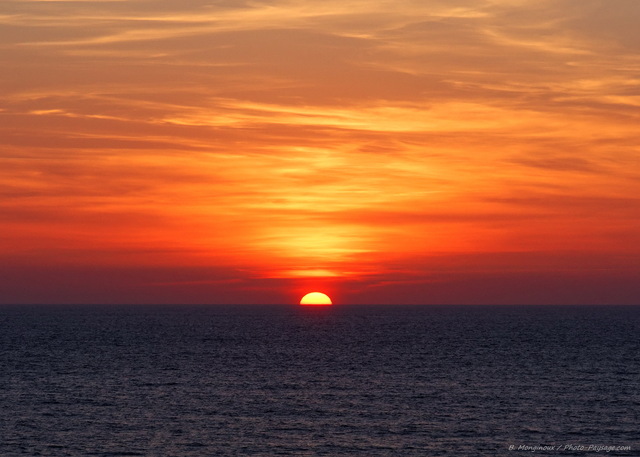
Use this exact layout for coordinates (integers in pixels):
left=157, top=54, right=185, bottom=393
left=1, top=305, right=638, bottom=456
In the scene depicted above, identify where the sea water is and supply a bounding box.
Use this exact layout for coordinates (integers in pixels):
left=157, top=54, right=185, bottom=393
left=1, top=305, right=638, bottom=456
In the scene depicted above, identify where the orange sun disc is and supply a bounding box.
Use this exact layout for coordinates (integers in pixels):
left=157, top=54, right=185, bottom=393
left=299, top=292, right=333, bottom=305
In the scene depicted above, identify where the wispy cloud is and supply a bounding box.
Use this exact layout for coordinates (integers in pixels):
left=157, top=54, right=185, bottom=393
left=2, top=0, right=639, bottom=303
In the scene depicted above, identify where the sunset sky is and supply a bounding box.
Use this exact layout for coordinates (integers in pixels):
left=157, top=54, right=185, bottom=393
left=1, top=0, right=639, bottom=304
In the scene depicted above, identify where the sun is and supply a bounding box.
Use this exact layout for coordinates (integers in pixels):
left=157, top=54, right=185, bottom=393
left=299, top=292, right=333, bottom=306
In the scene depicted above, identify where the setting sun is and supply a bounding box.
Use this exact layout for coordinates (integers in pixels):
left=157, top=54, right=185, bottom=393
left=299, top=292, right=333, bottom=306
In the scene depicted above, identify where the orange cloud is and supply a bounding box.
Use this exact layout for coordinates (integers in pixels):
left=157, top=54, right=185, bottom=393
left=1, top=0, right=639, bottom=303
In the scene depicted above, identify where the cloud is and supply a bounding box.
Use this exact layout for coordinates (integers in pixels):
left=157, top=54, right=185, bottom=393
left=2, top=0, right=639, bottom=303
left=510, top=156, right=599, bottom=173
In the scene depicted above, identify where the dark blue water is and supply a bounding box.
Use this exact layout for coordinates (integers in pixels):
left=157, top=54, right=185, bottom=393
left=1, top=305, right=638, bottom=456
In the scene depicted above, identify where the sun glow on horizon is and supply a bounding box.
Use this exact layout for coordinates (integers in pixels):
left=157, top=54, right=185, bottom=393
left=299, top=292, right=333, bottom=306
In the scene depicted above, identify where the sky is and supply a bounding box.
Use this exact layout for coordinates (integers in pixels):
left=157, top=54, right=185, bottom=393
left=1, top=0, right=639, bottom=305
